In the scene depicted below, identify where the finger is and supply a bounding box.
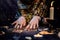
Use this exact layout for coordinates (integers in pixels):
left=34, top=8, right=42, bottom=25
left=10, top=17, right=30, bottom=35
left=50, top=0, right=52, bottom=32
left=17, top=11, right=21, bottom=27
left=24, top=25, right=30, bottom=31
left=23, top=23, right=26, bottom=26
left=23, top=22, right=26, bottom=26
left=37, top=22, right=39, bottom=28
left=14, top=23, right=18, bottom=28
left=12, top=21, right=16, bottom=25
left=17, top=25, right=20, bottom=29
left=30, top=24, right=33, bottom=30
left=33, top=24, right=35, bottom=29
left=20, top=24, right=22, bottom=29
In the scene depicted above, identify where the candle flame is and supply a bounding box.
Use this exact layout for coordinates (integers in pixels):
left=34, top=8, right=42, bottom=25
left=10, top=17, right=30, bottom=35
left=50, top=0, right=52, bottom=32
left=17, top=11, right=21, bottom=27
left=51, top=1, right=55, bottom=6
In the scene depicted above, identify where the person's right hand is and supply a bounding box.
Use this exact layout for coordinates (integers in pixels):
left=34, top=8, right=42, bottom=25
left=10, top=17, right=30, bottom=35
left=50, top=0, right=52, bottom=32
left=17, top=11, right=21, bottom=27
left=12, top=16, right=26, bottom=29
left=25, top=16, right=41, bottom=31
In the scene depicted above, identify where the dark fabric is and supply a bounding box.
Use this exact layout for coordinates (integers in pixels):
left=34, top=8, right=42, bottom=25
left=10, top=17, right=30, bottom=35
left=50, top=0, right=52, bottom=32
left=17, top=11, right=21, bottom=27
left=0, top=0, right=18, bottom=25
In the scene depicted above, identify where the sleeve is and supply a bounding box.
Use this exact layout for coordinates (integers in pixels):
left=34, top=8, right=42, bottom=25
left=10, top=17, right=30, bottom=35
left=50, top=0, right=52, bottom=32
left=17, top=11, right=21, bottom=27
left=17, top=0, right=27, bottom=9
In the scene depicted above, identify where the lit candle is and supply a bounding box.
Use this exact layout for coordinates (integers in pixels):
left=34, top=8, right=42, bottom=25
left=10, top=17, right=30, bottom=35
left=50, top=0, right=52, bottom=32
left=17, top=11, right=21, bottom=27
left=50, top=7, right=54, bottom=20
left=50, top=1, right=55, bottom=20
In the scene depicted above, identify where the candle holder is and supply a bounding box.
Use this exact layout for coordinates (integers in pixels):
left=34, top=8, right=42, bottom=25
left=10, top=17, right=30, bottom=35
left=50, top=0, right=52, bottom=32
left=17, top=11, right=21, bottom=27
left=46, top=19, right=55, bottom=33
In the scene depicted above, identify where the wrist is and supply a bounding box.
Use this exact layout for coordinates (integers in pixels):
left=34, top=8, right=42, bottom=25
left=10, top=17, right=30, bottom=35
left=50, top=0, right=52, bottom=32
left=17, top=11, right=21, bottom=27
left=19, top=16, right=25, bottom=19
left=33, top=16, right=41, bottom=20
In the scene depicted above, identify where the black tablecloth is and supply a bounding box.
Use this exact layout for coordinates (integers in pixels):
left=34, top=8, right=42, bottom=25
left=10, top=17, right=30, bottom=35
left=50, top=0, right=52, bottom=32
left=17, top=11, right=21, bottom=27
left=0, top=31, right=60, bottom=40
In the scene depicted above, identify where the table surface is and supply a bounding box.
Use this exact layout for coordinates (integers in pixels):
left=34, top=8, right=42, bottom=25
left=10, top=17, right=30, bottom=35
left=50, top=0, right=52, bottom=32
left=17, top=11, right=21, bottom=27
left=0, top=30, right=60, bottom=40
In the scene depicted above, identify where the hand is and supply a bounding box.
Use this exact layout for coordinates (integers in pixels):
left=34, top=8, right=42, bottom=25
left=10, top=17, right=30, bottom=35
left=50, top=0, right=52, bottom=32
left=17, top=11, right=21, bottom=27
left=25, top=16, right=41, bottom=30
left=12, top=16, right=26, bottom=29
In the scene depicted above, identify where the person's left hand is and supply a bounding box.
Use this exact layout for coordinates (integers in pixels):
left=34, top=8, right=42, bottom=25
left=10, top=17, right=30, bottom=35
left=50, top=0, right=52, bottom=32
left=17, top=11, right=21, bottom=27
left=12, top=16, right=26, bottom=29
left=25, top=16, right=41, bottom=31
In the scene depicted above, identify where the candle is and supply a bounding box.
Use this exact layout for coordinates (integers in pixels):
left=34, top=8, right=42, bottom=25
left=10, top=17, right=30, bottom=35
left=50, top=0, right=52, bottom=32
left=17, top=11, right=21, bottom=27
left=50, top=7, right=54, bottom=20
